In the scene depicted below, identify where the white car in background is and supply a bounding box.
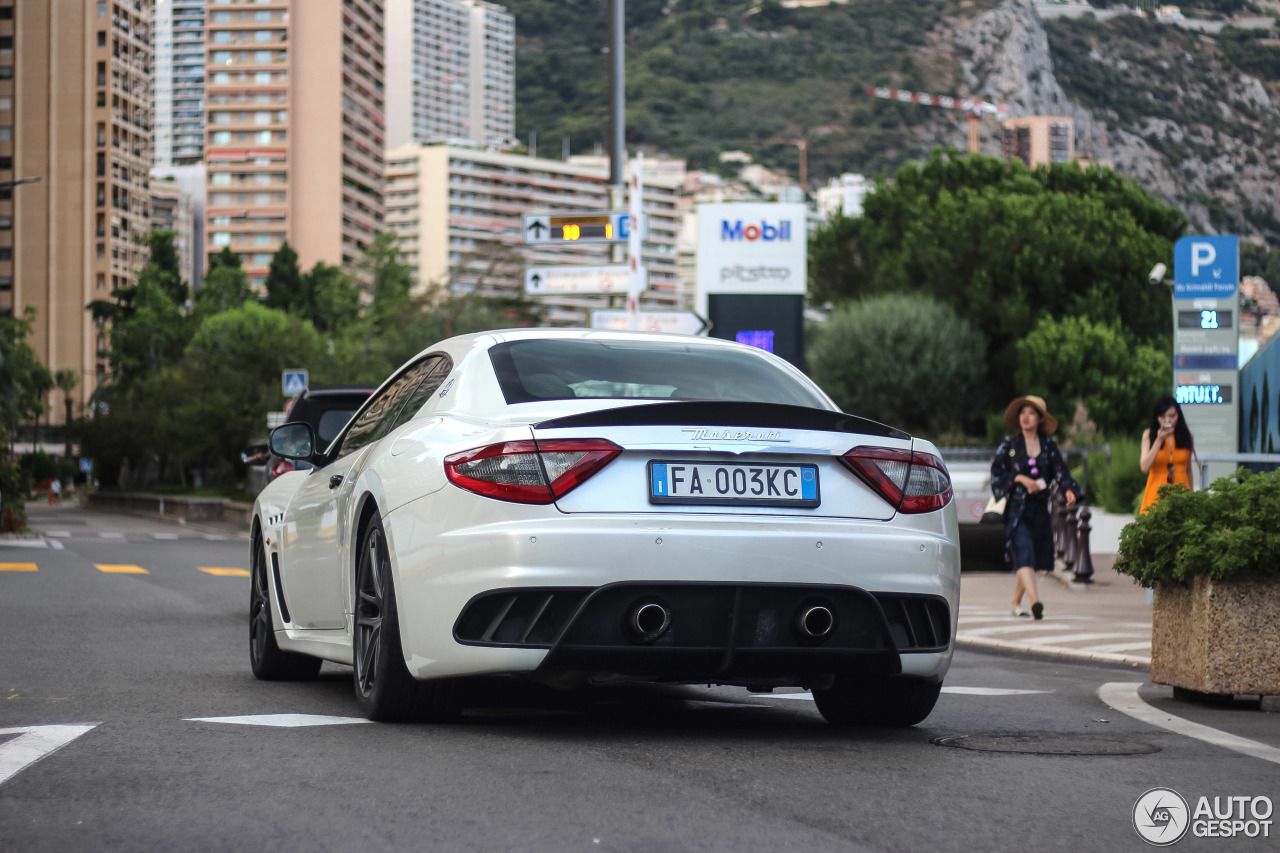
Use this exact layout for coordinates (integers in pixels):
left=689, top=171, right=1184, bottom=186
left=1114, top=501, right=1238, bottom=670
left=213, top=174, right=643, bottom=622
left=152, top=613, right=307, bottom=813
left=250, top=329, right=960, bottom=727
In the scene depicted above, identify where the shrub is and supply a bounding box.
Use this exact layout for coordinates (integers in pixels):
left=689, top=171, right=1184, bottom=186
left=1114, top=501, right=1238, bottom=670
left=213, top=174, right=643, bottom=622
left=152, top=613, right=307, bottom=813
left=807, top=294, right=985, bottom=435
left=1115, top=469, right=1280, bottom=586
left=1083, top=436, right=1147, bottom=514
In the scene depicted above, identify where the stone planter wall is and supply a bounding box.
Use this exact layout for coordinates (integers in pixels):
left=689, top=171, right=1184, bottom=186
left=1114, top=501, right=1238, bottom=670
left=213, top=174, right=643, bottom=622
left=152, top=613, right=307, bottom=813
left=1152, top=575, right=1280, bottom=696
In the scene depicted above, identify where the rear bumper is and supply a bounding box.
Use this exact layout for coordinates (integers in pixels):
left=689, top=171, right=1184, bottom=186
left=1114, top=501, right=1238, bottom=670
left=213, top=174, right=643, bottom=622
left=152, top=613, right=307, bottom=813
left=382, top=499, right=960, bottom=682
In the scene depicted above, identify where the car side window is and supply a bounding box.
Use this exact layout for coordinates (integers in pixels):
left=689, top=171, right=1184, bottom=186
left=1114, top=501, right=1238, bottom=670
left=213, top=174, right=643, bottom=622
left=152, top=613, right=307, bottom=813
left=389, top=356, right=452, bottom=431
left=334, top=360, right=438, bottom=459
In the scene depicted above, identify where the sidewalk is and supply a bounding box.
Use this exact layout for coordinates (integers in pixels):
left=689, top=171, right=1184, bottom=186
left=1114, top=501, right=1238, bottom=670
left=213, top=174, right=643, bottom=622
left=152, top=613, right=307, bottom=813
left=958, top=508, right=1151, bottom=669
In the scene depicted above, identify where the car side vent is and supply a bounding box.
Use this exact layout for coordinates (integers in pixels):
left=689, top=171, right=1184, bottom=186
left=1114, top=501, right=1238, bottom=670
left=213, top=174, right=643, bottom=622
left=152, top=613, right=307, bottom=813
left=270, top=552, right=292, bottom=624
left=454, top=588, right=591, bottom=648
left=873, top=594, right=950, bottom=652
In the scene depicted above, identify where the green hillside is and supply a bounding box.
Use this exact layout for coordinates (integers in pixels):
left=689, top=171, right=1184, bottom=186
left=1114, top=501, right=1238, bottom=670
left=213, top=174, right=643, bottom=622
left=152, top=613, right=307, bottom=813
left=512, top=0, right=1003, bottom=179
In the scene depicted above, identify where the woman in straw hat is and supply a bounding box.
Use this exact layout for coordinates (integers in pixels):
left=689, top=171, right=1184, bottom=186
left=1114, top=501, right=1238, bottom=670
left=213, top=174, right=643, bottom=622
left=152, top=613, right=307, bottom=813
left=990, top=396, right=1082, bottom=619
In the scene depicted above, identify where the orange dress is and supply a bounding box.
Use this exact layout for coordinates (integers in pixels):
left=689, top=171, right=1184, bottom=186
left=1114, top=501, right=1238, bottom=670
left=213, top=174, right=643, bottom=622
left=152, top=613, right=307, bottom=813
left=1140, top=434, right=1192, bottom=513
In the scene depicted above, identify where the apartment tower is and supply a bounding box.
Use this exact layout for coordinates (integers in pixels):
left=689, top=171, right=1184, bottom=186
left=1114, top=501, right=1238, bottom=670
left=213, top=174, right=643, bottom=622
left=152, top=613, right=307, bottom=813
left=1001, top=116, right=1074, bottom=169
left=384, top=0, right=513, bottom=149
left=8, top=0, right=154, bottom=414
left=204, top=0, right=384, bottom=289
left=385, top=144, right=683, bottom=325
left=153, top=0, right=205, bottom=167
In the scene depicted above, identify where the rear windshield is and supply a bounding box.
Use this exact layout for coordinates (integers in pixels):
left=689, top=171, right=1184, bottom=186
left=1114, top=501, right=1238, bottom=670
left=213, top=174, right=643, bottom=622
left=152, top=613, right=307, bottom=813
left=488, top=339, right=828, bottom=408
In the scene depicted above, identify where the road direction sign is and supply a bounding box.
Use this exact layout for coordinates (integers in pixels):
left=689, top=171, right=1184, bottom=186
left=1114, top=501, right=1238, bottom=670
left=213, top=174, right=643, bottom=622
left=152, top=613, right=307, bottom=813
left=282, top=369, right=308, bottom=397
left=525, top=265, right=645, bottom=295
left=591, top=309, right=710, bottom=336
left=522, top=211, right=644, bottom=244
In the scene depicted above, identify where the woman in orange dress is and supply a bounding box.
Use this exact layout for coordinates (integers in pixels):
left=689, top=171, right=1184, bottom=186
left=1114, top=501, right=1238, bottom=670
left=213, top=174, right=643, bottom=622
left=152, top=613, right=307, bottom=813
left=1139, top=395, right=1198, bottom=513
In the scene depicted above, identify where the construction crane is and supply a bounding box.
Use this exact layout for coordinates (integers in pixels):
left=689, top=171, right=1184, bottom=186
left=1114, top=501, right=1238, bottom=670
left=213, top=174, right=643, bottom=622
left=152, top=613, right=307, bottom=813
left=865, top=87, right=1010, bottom=154
left=733, top=138, right=808, bottom=192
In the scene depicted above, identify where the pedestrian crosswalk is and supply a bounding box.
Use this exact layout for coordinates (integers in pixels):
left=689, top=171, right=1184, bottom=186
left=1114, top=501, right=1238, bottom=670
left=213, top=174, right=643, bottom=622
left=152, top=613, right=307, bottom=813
left=955, top=605, right=1151, bottom=666
left=0, top=560, right=247, bottom=577
left=27, top=531, right=245, bottom=542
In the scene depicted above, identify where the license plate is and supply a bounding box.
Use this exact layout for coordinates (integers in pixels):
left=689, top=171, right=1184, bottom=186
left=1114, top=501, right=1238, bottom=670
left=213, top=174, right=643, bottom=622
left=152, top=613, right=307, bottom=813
left=648, top=461, right=820, bottom=507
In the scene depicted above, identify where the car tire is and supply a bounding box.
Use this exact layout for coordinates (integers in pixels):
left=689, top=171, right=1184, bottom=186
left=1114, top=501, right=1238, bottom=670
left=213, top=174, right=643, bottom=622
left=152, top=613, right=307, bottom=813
left=353, top=514, right=460, bottom=723
left=249, top=524, right=322, bottom=681
left=812, top=674, right=942, bottom=727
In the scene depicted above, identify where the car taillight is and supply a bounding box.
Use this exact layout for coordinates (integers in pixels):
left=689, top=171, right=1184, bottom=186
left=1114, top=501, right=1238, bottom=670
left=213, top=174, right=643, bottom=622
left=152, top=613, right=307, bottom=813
left=444, top=439, right=621, bottom=504
left=270, top=459, right=295, bottom=479
left=841, top=447, right=953, bottom=514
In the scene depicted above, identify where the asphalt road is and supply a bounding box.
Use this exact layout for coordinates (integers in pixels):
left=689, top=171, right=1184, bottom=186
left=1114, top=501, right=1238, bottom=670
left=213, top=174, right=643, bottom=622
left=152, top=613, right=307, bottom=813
left=2, top=509, right=1278, bottom=852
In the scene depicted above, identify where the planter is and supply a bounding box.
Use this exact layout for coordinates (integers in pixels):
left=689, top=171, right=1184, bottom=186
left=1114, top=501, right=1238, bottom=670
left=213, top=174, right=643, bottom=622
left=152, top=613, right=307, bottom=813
left=1151, top=575, right=1280, bottom=697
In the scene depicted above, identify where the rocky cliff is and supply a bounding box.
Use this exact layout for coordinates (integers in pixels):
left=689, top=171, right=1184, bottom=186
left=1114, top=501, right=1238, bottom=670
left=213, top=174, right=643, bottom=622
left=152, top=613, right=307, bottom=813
left=951, top=0, right=1280, bottom=241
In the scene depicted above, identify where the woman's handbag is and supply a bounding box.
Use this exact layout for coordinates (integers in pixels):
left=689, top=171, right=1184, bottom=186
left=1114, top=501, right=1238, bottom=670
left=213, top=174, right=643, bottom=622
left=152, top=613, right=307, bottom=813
left=980, top=495, right=1006, bottom=524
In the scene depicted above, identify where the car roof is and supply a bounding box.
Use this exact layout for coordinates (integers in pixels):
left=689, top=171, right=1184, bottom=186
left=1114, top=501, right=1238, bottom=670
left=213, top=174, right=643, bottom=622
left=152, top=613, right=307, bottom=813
left=407, top=328, right=782, bottom=365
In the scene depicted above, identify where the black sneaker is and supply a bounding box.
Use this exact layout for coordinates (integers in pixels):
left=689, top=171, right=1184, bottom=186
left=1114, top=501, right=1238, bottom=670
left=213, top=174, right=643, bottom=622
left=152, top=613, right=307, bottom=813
left=1031, top=602, right=1044, bottom=620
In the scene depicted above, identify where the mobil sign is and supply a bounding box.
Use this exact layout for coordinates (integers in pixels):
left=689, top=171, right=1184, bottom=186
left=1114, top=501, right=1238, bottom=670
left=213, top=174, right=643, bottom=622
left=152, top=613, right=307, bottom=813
left=696, top=202, right=807, bottom=297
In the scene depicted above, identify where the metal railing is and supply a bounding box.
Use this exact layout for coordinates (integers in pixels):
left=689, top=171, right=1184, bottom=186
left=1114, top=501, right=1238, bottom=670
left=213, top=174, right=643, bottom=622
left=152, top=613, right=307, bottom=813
left=1196, top=453, right=1280, bottom=488
left=941, top=445, right=1106, bottom=578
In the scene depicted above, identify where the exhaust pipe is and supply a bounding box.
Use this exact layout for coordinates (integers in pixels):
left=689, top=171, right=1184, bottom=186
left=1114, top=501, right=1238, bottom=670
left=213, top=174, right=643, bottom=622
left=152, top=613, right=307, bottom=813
left=625, top=601, right=671, bottom=644
left=794, top=604, right=836, bottom=643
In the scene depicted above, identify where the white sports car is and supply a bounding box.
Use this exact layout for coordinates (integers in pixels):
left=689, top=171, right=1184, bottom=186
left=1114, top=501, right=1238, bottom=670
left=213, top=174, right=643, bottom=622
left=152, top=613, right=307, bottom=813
left=251, top=329, right=960, bottom=726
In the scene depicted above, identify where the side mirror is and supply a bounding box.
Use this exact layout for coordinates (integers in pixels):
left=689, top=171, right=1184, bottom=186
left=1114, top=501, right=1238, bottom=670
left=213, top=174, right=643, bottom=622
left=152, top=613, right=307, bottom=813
left=240, top=443, right=269, bottom=465
left=269, top=423, right=317, bottom=462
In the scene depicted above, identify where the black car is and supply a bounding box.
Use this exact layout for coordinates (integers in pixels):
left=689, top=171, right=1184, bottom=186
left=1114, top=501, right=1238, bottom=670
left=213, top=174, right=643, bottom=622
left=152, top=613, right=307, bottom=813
left=244, top=386, right=374, bottom=480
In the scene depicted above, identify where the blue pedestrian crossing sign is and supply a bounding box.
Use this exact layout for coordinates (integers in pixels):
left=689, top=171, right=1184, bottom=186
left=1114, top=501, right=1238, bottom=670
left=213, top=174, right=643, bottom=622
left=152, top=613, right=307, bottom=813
left=282, top=369, right=308, bottom=397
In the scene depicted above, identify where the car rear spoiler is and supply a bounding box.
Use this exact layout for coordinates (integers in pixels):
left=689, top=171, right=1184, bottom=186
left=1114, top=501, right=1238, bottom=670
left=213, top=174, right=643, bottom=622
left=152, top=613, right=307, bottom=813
left=533, top=401, right=908, bottom=440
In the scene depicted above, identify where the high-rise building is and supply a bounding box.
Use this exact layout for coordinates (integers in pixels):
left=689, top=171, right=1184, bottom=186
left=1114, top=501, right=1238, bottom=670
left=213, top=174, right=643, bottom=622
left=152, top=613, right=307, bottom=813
left=384, top=143, right=682, bottom=325
left=204, top=0, right=384, bottom=290
left=7, top=0, right=154, bottom=414
left=1001, top=116, right=1074, bottom=169
left=384, top=0, right=513, bottom=149
left=153, top=0, right=205, bottom=167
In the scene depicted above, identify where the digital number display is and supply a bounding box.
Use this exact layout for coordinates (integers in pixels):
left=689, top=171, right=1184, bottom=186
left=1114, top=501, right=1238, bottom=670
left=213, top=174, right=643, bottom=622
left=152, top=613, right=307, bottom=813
left=1177, top=310, right=1233, bottom=330
left=550, top=215, right=613, bottom=241
left=734, top=330, right=776, bottom=353
left=1176, top=384, right=1233, bottom=405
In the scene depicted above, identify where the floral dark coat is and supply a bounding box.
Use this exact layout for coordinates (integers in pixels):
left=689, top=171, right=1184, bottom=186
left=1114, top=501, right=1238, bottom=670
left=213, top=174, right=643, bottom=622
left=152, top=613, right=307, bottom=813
left=990, top=433, right=1082, bottom=552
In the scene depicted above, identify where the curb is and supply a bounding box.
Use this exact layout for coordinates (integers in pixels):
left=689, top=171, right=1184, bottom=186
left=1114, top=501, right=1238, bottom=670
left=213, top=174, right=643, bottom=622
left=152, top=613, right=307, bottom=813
left=956, top=635, right=1150, bottom=668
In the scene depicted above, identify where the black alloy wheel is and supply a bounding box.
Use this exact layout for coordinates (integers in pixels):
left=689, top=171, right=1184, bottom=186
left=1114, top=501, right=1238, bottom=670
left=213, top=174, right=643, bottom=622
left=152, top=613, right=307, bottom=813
left=249, top=524, right=321, bottom=681
left=353, top=514, right=460, bottom=722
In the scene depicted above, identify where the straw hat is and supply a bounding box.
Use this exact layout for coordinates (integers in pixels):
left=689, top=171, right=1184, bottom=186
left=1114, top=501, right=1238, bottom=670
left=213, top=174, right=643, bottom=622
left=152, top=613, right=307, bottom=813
left=1004, top=395, right=1058, bottom=435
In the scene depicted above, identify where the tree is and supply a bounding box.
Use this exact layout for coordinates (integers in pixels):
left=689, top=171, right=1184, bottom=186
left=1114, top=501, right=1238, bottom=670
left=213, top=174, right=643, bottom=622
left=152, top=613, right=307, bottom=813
left=1014, top=314, right=1170, bottom=437
left=263, top=240, right=306, bottom=314
left=363, top=232, right=414, bottom=321
left=807, top=294, right=986, bottom=435
left=302, top=261, right=361, bottom=334
left=194, top=260, right=254, bottom=319
left=808, top=149, right=1186, bottom=411
left=54, top=369, right=80, bottom=457
left=178, top=303, right=325, bottom=483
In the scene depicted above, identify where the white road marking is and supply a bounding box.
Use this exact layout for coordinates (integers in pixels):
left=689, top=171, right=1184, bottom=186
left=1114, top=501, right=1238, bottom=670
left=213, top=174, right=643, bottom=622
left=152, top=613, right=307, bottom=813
left=960, top=623, right=1099, bottom=637
left=45, top=532, right=70, bottom=538
left=0, top=540, right=49, bottom=549
left=187, top=714, right=372, bottom=727
left=203, top=535, right=228, bottom=541
left=1099, top=682, right=1280, bottom=767
left=958, top=615, right=1105, bottom=625
left=1021, top=632, right=1148, bottom=646
left=100, top=532, right=125, bottom=539
left=49, top=540, right=64, bottom=550
left=152, top=533, right=179, bottom=540
left=1085, top=641, right=1153, bottom=654
left=0, top=724, right=99, bottom=787
left=765, top=692, right=814, bottom=700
